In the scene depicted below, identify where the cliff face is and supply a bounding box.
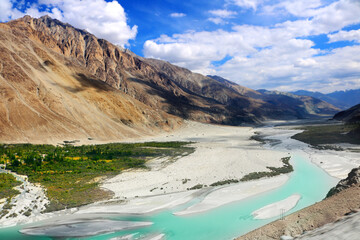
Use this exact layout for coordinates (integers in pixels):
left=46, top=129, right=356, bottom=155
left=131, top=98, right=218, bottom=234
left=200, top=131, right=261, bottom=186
left=0, top=17, right=180, bottom=143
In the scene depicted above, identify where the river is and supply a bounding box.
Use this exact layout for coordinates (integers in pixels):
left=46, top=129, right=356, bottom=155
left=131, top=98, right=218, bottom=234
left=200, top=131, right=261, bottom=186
left=0, top=127, right=339, bottom=240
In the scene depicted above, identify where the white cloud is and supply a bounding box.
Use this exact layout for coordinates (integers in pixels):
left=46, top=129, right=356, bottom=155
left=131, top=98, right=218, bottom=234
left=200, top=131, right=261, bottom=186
left=208, top=17, right=226, bottom=25
left=208, top=9, right=237, bottom=25
left=328, top=29, right=360, bottom=43
left=144, top=0, right=360, bottom=92
left=230, top=0, right=260, bottom=10
left=209, top=9, right=237, bottom=18
left=1, top=0, right=137, bottom=47
left=170, top=12, right=186, bottom=18
left=0, top=0, right=23, bottom=21
left=263, top=0, right=323, bottom=17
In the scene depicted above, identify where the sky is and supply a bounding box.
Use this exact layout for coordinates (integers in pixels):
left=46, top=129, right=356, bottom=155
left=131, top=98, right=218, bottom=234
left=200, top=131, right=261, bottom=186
left=1, top=0, right=360, bottom=93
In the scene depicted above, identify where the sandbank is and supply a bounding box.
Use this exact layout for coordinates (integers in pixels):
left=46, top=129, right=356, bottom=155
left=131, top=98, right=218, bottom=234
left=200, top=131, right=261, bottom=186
left=102, top=121, right=289, bottom=200
left=173, top=175, right=289, bottom=216
left=252, top=194, right=301, bottom=220
left=20, top=219, right=152, bottom=237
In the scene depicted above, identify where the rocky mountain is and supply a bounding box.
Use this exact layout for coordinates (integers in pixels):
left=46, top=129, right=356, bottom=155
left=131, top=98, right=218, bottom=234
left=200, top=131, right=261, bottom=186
left=256, top=90, right=340, bottom=117
left=207, top=76, right=340, bottom=120
left=333, top=104, right=360, bottom=123
left=0, top=16, right=180, bottom=143
left=291, top=89, right=360, bottom=110
left=0, top=16, right=342, bottom=142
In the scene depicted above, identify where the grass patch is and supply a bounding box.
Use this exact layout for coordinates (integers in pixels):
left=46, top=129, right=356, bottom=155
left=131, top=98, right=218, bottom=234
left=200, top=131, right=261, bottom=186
left=240, top=157, right=293, bottom=182
left=292, top=123, right=360, bottom=146
left=0, top=173, right=21, bottom=199
left=1, top=142, right=194, bottom=211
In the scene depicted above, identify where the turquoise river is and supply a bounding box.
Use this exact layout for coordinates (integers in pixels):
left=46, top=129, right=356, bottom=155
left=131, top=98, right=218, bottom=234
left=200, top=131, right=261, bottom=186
left=0, top=139, right=339, bottom=240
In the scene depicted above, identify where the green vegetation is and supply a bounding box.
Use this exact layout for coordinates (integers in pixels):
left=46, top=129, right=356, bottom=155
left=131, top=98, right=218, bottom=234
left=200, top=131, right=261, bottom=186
left=292, top=123, right=360, bottom=146
left=208, top=157, right=293, bottom=187
left=210, top=179, right=239, bottom=187
left=188, top=184, right=204, bottom=190
left=0, top=173, right=21, bottom=199
left=0, top=142, right=193, bottom=211
left=240, top=157, right=293, bottom=182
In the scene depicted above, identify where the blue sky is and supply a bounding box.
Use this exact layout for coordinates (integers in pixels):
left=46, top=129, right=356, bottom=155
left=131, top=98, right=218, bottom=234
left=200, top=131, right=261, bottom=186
left=1, top=0, right=360, bottom=93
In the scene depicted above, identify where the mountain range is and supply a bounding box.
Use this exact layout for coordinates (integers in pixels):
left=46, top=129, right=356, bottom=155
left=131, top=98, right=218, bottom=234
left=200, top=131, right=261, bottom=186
left=290, top=89, right=360, bottom=110
left=0, top=16, right=340, bottom=142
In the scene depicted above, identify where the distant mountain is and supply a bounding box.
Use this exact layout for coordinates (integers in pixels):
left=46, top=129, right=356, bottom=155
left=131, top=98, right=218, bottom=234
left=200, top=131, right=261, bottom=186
left=256, top=90, right=340, bottom=117
left=291, top=89, right=360, bottom=110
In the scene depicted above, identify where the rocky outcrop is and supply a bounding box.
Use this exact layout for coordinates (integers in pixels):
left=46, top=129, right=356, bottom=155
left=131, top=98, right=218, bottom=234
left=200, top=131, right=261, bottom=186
left=326, top=167, right=360, bottom=198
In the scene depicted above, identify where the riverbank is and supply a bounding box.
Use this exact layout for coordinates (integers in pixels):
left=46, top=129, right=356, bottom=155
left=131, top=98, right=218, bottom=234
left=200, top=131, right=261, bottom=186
left=0, top=121, right=291, bottom=229
left=1, top=120, right=353, bottom=240
left=101, top=121, right=289, bottom=199
left=236, top=122, right=360, bottom=240
left=76, top=121, right=294, bottom=216
left=237, top=183, right=360, bottom=240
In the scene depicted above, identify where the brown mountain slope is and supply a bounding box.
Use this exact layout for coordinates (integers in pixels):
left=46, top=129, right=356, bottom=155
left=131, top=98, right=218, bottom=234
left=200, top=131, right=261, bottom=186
left=0, top=19, right=180, bottom=143
left=15, top=16, right=339, bottom=126
left=0, top=15, right=341, bottom=144
left=15, top=15, right=242, bottom=124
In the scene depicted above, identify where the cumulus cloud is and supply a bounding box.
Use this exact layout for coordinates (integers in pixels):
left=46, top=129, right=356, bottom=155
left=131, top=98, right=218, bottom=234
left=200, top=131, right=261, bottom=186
left=0, top=0, right=137, bottom=46
left=144, top=0, right=360, bottom=92
left=170, top=13, right=186, bottom=18
left=328, top=29, right=360, bottom=43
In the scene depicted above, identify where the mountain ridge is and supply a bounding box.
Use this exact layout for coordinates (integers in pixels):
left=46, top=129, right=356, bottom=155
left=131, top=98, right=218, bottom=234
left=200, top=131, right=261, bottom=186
left=0, top=16, right=341, bottom=142
left=291, top=89, right=360, bottom=110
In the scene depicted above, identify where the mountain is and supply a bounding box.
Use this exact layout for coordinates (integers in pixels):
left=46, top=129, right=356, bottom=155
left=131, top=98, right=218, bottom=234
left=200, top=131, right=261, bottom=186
left=206, top=76, right=340, bottom=119
left=333, top=104, right=360, bottom=140
left=256, top=90, right=340, bottom=117
left=0, top=16, right=180, bottom=143
left=333, top=104, right=360, bottom=123
left=291, top=89, right=360, bottom=110
left=0, top=16, right=342, bottom=142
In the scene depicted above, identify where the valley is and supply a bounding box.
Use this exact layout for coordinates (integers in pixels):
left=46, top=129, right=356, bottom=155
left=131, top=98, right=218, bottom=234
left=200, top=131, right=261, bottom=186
left=0, top=11, right=359, bottom=240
